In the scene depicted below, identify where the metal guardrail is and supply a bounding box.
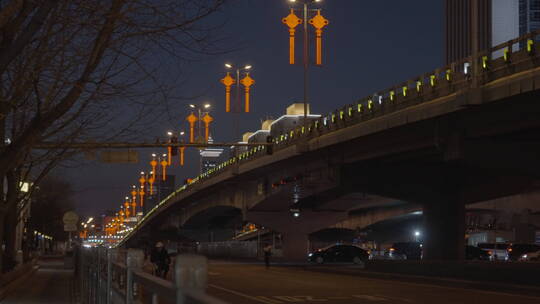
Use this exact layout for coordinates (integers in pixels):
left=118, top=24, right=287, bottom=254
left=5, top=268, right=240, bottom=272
left=78, top=247, right=228, bottom=304
left=120, top=30, right=540, bottom=245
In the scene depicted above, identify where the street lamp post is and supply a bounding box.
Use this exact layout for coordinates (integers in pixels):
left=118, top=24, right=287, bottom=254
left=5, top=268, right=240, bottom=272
left=223, top=64, right=253, bottom=141
left=284, top=0, right=327, bottom=129
left=188, top=103, right=212, bottom=143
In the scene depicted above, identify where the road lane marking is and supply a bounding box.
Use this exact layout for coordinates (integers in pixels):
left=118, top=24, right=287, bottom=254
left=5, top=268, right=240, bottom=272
left=208, top=284, right=280, bottom=304
left=352, top=295, right=386, bottom=301
left=274, top=296, right=306, bottom=302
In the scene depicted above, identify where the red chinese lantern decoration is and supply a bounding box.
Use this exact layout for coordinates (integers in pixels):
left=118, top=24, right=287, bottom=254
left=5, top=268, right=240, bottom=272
left=309, top=10, right=329, bottom=66
left=148, top=175, right=155, bottom=195
left=160, top=159, right=168, bottom=181
left=221, top=72, right=235, bottom=112
left=124, top=197, right=131, bottom=217
left=179, top=146, right=185, bottom=166
left=131, top=187, right=138, bottom=215
left=186, top=113, right=198, bottom=143
left=202, top=113, right=213, bottom=142
left=139, top=187, right=145, bottom=207
left=240, top=74, right=255, bottom=113
left=282, top=9, right=302, bottom=65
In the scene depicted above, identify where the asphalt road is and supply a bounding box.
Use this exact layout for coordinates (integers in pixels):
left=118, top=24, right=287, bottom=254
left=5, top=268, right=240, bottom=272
left=206, top=262, right=540, bottom=304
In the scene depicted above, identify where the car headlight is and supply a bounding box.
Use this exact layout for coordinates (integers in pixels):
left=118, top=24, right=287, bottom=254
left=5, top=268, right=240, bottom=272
left=308, top=253, right=313, bottom=257
left=522, top=254, right=528, bottom=259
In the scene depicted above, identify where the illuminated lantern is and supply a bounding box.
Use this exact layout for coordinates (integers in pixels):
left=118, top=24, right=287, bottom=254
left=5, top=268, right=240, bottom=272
left=240, top=74, right=255, bottom=113
left=148, top=175, right=155, bottom=195
left=161, top=159, right=168, bottom=181
left=150, top=158, right=157, bottom=180
left=139, top=187, right=145, bottom=207
left=309, top=10, right=329, bottom=66
left=186, top=113, right=198, bottom=143
left=119, top=210, right=125, bottom=223
left=179, top=146, right=185, bottom=166
left=201, top=113, right=213, bottom=142
left=139, top=173, right=146, bottom=190
left=131, top=187, right=138, bottom=214
left=282, top=9, right=302, bottom=65
left=220, top=72, right=236, bottom=112
left=131, top=198, right=137, bottom=216
left=124, top=197, right=131, bottom=217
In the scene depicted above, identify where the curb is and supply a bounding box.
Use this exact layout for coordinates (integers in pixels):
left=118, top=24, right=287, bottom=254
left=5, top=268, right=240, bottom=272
left=301, top=266, right=540, bottom=297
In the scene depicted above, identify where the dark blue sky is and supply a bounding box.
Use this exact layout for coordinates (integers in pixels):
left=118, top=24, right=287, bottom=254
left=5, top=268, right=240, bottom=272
left=61, top=0, right=444, bottom=216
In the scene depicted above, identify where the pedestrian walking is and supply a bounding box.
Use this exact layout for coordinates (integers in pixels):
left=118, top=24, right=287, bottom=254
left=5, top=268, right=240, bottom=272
left=150, top=241, right=171, bottom=278
left=263, top=244, right=272, bottom=269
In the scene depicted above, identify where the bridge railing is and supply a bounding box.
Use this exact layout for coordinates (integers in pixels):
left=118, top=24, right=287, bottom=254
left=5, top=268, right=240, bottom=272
left=78, top=247, right=228, bottom=304
left=120, top=30, right=540, bottom=245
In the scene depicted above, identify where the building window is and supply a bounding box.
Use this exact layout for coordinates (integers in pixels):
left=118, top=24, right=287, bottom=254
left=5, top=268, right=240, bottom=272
left=531, top=11, right=540, bottom=21
left=531, top=0, right=540, bottom=11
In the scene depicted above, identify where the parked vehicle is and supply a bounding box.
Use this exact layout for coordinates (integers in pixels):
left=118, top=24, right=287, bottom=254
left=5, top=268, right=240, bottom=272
left=477, top=243, right=510, bottom=261
left=308, top=244, right=369, bottom=265
left=385, top=242, right=422, bottom=260
left=507, top=244, right=540, bottom=261
left=465, top=245, right=490, bottom=260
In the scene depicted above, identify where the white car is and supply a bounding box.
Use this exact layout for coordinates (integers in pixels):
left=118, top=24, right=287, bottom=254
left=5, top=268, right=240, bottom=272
left=519, top=249, right=540, bottom=261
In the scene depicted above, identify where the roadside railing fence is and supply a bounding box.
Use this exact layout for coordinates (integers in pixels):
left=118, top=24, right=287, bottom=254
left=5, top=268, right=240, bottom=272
left=78, top=247, right=228, bottom=304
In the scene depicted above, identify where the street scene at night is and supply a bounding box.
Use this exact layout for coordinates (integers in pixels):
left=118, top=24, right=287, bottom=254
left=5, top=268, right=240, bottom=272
left=1, top=0, right=540, bottom=303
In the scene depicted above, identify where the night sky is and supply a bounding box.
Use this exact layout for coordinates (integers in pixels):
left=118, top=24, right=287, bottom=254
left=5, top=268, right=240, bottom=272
left=58, top=0, right=444, bottom=217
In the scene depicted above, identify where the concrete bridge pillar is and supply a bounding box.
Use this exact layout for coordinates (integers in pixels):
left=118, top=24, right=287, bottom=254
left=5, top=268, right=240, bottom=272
left=343, top=163, right=468, bottom=260
left=422, top=193, right=465, bottom=260
left=281, top=231, right=310, bottom=262
left=246, top=210, right=348, bottom=262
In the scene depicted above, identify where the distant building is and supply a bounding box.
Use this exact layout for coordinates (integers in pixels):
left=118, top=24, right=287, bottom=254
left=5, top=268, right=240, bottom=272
left=200, top=137, right=224, bottom=174
left=268, top=103, right=320, bottom=139
left=445, top=0, right=540, bottom=64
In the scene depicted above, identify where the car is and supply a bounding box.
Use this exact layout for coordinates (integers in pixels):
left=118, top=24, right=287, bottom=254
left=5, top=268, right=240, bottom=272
left=519, top=249, right=540, bottom=261
left=385, top=242, right=423, bottom=260
left=308, top=244, right=369, bottom=265
left=477, top=243, right=510, bottom=261
left=507, top=244, right=540, bottom=261
left=465, top=245, right=490, bottom=260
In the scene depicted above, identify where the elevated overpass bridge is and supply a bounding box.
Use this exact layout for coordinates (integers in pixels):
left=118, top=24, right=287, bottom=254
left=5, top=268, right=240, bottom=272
left=119, top=31, right=540, bottom=261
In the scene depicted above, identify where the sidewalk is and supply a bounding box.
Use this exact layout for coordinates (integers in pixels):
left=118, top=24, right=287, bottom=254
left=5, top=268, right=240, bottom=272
left=1, top=258, right=75, bottom=304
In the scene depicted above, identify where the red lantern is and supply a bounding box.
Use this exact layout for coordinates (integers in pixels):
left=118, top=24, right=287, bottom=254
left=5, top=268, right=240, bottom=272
left=161, top=159, right=168, bottom=181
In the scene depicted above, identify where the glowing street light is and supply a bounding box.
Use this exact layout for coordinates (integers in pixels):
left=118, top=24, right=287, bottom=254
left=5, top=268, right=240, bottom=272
left=283, top=0, right=328, bottom=129
left=186, top=103, right=213, bottom=144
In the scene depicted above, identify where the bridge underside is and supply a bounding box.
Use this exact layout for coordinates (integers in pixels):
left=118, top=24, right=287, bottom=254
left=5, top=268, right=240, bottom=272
left=124, top=62, right=540, bottom=261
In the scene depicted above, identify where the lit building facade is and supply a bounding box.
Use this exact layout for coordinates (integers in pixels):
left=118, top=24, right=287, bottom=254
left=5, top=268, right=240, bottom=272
left=446, top=0, right=540, bottom=64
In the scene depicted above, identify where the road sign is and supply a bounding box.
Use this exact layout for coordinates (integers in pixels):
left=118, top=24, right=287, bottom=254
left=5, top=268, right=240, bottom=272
left=100, top=150, right=139, bottom=163
left=63, top=211, right=79, bottom=225
left=64, top=224, right=78, bottom=232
